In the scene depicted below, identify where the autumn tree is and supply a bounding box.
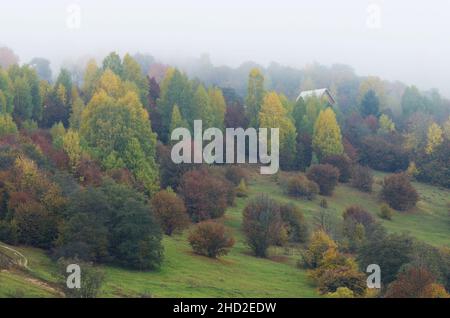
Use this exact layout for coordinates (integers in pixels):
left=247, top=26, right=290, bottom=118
left=425, top=122, right=443, bottom=154
left=0, top=47, right=19, bottom=69
left=312, top=108, right=343, bottom=160
left=246, top=68, right=265, bottom=127
left=381, top=173, right=419, bottom=211
left=259, top=92, right=297, bottom=170
left=188, top=221, right=235, bottom=258
left=150, top=188, right=189, bottom=235
left=102, top=51, right=123, bottom=77
left=378, top=114, right=395, bottom=134
left=80, top=71, right=159, bottom=194
left=243, top=194, right=286, bottom=257
left=306, top=164, right=340, bottom=196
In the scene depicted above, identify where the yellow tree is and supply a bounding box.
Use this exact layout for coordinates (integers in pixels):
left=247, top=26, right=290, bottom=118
left=246, top=68, right=265, bottom=127
left=259, top=92, right=297, bottom=169
left=425, top=122, right=443, bottom=154
left=378, top=114, right=395, bottom=134
left=312, top=107, right=344, bottom=160
left=208, top=87, right=226, bottom=129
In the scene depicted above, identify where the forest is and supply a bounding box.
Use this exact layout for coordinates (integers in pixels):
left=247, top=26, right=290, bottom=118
left=0, top=45, right=449, bottom=298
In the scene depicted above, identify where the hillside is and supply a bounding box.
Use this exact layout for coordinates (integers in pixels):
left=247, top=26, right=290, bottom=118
left=1, top=170, right=448, bottom=298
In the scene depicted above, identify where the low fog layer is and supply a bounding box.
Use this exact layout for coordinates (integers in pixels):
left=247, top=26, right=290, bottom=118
left=1, top=0, right=449, bottom=97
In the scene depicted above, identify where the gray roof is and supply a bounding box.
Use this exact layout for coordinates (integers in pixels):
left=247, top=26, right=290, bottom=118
left=296, top=88, right=336, bottom=105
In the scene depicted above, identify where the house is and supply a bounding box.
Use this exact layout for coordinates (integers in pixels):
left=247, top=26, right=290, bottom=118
left=295, top=88, right=336, bottom=106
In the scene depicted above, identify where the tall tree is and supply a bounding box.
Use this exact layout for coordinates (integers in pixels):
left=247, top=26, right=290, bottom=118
left=259, top=92, right=297, bottom=170
left=360, top=89, right=380, bottom=118
left=425, top=122, right=443, bottom=154
left=312, top=108, right=344, bottom=160
left=246, top=68, right=265, bottom=127
left=29, top=57, right=52, bottom=82
left=102, top=52, right=123, bottom=77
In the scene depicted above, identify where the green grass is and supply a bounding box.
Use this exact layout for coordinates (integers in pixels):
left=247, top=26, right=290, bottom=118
left=0, top=170, right=448, bottom=297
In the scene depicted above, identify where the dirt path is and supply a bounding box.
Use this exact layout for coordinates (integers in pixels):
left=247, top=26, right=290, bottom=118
left=0, top=244, right=28, bottom=268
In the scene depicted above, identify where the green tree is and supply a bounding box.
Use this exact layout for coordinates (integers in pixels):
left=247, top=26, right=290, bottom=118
left=378, top=114, right=395, bottom=134
left=208, top=86, right=226, bottom=129
left=102, top=52, right=123, bottom=77
left=425, top=122, right=443, bottom=154
left=360, top=89, right=380, bottom=118
left=122, top=53, right=148, bottom=106
left=246, top=68, right=265, bottom=127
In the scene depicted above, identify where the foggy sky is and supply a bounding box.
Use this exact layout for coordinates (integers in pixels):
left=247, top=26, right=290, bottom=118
left=1, top=0, right=449, bottom=96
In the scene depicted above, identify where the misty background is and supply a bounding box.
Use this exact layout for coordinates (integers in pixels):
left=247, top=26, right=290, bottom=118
left=1, top=0, right=449, bottom=97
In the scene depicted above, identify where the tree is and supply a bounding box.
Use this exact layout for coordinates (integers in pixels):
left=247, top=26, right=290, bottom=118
left=178, top=169, right=231, bottom=222
left=322, top=154, right=351, bottom=183
left=378, top=114, right=395, bottom=134
left=12, top=77, right=33, bottom=121
left=29, top=57, right=52, bottom=82
left=425, top=122, right=443, bottom=154
left=360, top=89, right=380, bottom=118
left=150, top=189, right=189, bottom=235
left=192, top=84, right=214, bottom=128
left=0, top=47, right=19, bottom=69
left=246, top=68, right=265, bottom=127
left=122, top=53, right=148, bottom=106
left=62, top=129, right=82, bottom=171
left=0, top=114, right=18, bottom=137
left=82, top=59, right=101, bottom=102
left=80, top=74, right=159, bottom=194
left=358, top=76, right=386, bottom=110
left=401, top=86, right=427, bottom=117
left=102, top=52, right=123, bottom=77
left=381, top=173, right=419, bottom=211
left=358, top=233, right=414, bottom=285
left=443, top=116, right=450, bottom=140
left=312, top=108, right=343, bottom=160
left=188, top=221, right=234, bottom=258
left=169, top=104, right=188, bottom=133
left=208, top=87, right=226, bottom=129
left=243, top=194, right=286, bottom=257
left=306, top=164, right=340, bottom=196
left=300, top=230, right=337, bottom=269
left=385, top=266, right=448, bottom=298
left=360, top=135, right=409, bottom=172
left=279, top=203, right=309, bottom=243
left=259, top=91, right=297, bottom=170
left=350, top=165, right=373, bottom=192
left=286, top=174, right=319, bottom=200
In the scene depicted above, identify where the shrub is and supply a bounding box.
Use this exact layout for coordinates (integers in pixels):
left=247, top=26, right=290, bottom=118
left=381, top=173, right=419, bottom=211
left=243, top=194, right=286, bottom=257
left=178, top=168, right=230, bottom=222
left=300, top=230, right=337, bottom=269
left=0, top=114, right=18, bottom=137
left=150, top=189, right=189, bottom=236
left=58, top=258, right=105, bottom=298
left=358, top=233, right=414, bottom=285
left=306, top=164, right=339, bottom=196
left=350, top=165, right=373, bottom=192
left=326, top=287, right=354, bottom=298
left=322, top=154, right=352, bottom=183
left=279, top=204, right=309, bottom=243
left=311, top=248, right=367, bottom=296
left=188, top=221, right=234, bottom=258
left=342, top=206, right=375, bottom=229
left=385, top=266, right=448, bottom=298
left=360, top=135, right=409, bottom=172
left=379, top=203, right=394, bottom=220
left=416, top=140, right=450, bottom=188
left=342, top=206, right=376, bottom=252
left=286, top=174, right=319, bottom=200
left=225, top=165, right=249, bottom=186
left=235, top=179, right=249, bottom=198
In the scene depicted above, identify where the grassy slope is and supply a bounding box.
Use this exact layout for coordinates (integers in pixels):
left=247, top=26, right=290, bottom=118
left=1, top=171, right=448, bottom=297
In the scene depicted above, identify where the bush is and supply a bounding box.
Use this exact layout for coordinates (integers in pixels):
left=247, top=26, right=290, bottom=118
left=286, top=174, right=319, bottom=200
left=360, top=135, right=409, bottom=172
left=342, top=206, right=375, bottom=229
left=150, top=189, right=189, bottom=236
left=243, top=194, right=286, bottom=257
left=225, top=165, right=249, bottom=186
left=416, top=140, right=450, bottom=188
left=385, top=266, right=448, bottom=298
left=379, top=203, right=394, bottom=220
left=178, top=168, right=231, bottom=222
left=381, top=173, right=419, bottom=211
left=235, top=179, right=249, bottom=198
left=300, top=230, right=337, bottom=269
left=306, top=164, right=340, bottom=196
left=188, top=221, right=234, bottom=258
left=350, top=165, right=373, bottom=192
left=322, top=155, right=352, bottom=183
left=279, top=204, right=309, bottom=243
left=342, top=206, right=376, bottom=252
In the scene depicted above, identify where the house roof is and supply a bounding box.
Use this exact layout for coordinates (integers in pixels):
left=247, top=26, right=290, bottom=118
left=296, top=88, right=336, bottom=105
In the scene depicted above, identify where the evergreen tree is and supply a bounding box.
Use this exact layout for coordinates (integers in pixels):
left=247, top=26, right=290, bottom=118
left=246, top=68, right=265, bottom=127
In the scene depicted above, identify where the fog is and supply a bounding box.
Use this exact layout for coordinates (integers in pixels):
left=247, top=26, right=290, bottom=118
left=1, top=0, right=449, bottom=96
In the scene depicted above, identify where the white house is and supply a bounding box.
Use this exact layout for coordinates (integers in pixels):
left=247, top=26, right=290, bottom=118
left=296, top=88, right=336, bottom=106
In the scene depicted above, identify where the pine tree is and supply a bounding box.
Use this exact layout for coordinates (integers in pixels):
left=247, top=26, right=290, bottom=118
left=312, top=108, right=344, bottom=160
